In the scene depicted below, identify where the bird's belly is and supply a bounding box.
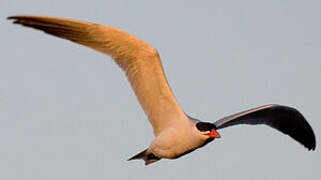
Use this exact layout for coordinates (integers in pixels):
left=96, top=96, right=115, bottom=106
left=152, top=143, right=195, bottom=159
left=150, top=132, right=205, bottom=159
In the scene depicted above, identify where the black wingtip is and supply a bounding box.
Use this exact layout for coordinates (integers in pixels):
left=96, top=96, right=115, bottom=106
left=310, top=138, right=316, bottom=151
left=307, top=138, right=316, bottom=151
left=7, top=16, right=20, bottom=24
left=214, top=104, right=316, bottom=151
left=7, top=15, right=34, bottom=24
left=273, top=105, right=316, bottom=152
left=7, top=16, right=17, bottom=20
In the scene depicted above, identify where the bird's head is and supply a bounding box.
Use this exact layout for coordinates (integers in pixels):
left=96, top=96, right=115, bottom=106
left=196, top=122, right=221, bottom=139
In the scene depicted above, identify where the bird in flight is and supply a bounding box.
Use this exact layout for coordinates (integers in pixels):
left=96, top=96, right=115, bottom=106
left=8, top=15, right=316, bottom=165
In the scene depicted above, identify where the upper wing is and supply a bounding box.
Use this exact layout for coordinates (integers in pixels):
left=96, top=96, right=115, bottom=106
left=214, top=104, right=316, bottom=150
left=8, top=15, right=187, bottom=135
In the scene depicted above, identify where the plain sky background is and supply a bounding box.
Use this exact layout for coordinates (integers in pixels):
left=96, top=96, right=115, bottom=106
left=1, top=0, right=320, bottom=179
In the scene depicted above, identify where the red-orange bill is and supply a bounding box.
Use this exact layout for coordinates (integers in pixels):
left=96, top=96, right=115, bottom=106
left=206, top=129, right=221, bottom=138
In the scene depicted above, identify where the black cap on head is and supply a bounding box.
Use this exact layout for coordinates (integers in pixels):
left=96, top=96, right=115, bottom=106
left=196, top=122, right=216, bottom=132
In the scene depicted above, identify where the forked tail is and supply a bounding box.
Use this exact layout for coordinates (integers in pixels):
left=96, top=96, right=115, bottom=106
left=128, top=148, right=161, bottom=165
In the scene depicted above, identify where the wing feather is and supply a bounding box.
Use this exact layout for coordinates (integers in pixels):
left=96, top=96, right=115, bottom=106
left=214, top=104, right=316, bottom=150
left=8, top=15, right=187, bottom=135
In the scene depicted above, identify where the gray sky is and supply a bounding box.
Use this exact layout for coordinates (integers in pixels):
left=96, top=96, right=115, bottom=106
left=1, top=0, right=320, bottom=179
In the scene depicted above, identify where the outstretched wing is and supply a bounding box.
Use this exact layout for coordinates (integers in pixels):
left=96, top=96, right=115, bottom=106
left=8, top=15, right=187, bottom=135
left=214, top=104, right=316, bottom=150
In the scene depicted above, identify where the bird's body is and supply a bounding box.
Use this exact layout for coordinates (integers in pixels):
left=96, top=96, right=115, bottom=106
left=149, top=118, right=204, bottom=158
left=8, top=15, right=316, bottom=165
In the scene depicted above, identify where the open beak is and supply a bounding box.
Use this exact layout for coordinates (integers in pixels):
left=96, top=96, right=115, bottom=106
left=206, top=129, right=221, bottom=138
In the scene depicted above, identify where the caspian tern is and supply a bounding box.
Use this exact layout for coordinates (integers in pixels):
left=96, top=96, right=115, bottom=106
left=8, top=15, right=316, bottom=165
